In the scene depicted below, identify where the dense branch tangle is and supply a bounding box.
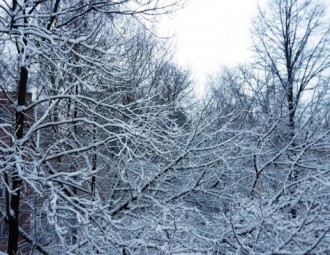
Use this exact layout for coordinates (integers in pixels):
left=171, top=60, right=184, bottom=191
left=0, top=0, right=194, bottom=254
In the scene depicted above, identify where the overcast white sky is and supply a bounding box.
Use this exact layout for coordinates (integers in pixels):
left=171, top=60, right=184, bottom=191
left=159, top=0, right=261, bottom=93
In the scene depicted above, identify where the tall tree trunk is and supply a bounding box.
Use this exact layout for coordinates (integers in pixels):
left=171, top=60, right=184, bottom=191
left=7, top=66, right=28, bottom=255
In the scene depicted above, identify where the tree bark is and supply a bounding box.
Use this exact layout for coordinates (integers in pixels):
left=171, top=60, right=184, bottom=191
left=7, top=66, right=28, bottom=255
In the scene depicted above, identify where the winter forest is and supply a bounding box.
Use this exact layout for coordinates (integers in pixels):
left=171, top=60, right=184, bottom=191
left=0, top=0, right=330, bottom=254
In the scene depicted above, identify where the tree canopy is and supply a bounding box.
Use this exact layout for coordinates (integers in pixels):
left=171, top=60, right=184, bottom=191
left=0, top=0, right=330, bottom=254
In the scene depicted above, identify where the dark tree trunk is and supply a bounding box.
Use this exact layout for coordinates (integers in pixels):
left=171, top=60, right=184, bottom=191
left=7, top=66, right=28, bottom=255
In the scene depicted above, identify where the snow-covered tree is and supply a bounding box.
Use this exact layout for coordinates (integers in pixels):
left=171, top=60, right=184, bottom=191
left=0, top=1, right=198, bottom=254
left=206, top=0, right=330, bottom=253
